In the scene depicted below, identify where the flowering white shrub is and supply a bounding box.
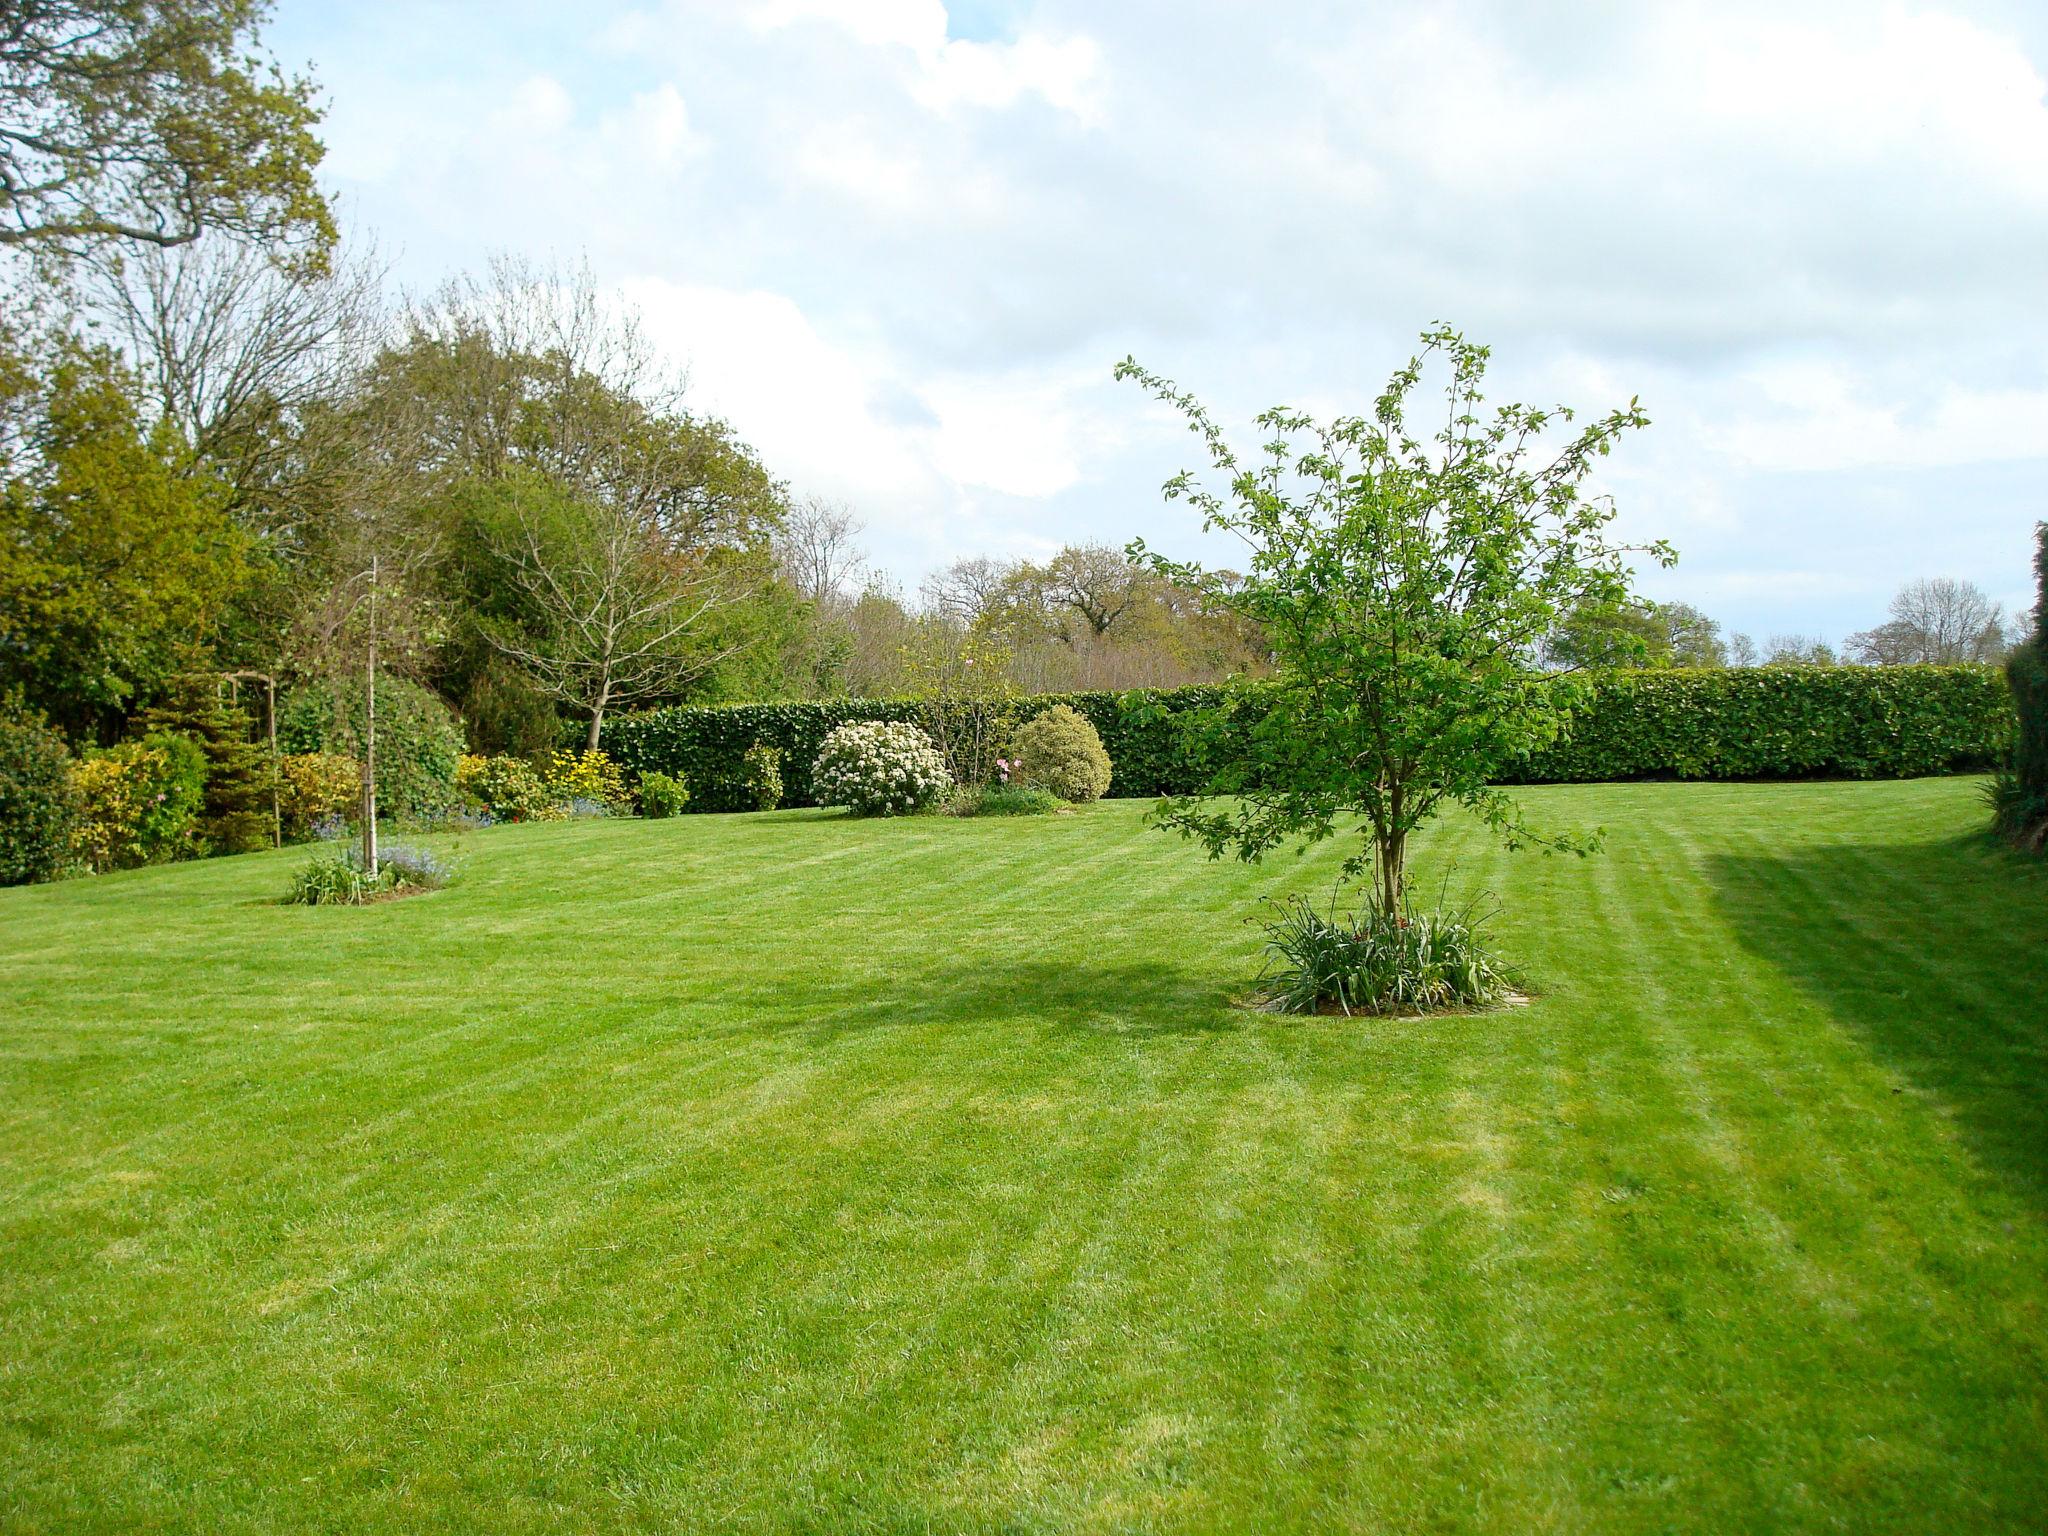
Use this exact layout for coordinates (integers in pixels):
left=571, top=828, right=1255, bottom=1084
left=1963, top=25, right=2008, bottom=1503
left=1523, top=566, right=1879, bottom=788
left=812, top=721, right=952, bottom=817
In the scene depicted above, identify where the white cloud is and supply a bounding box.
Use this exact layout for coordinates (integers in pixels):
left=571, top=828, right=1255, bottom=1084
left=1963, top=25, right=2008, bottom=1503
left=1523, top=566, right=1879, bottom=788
left=497, top=74, right=575, bottom=137
left=1712, top=364, right=2048, bottom=473
left=277, top=0, right=2048, bottom=632
left=744, top=0, right=1104, bottom=122
left=620, top=278, right=935, bottom=509
left=600, top=83, right=705, bottom=167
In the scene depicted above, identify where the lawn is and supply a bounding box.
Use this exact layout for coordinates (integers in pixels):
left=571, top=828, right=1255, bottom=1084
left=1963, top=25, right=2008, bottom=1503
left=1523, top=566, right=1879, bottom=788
left=2, top=778, right=2045, bottom=1533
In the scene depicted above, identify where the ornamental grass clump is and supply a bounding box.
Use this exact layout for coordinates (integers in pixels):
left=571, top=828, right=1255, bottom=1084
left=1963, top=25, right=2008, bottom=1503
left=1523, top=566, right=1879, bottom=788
left=1254, top=889, right=1514, bottom=1016
left=284, top=838, right=455, bottom=906
left=812, top=721, right=951, bottom=817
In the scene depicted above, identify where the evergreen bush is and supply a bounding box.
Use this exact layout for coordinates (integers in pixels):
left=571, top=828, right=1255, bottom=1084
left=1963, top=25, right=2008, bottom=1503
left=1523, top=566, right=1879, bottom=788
left=0, top=698, right=80, bottom=885
left=456, top=754, right=560, bottom=823
left=637, top=770, right=689, bottom=818
left=139, top=677, right=270, bottom=854
left=279, top=674, right=463, bottom=824
left=71, top=732, right=207, bottom=869
left=812, top=721, right=950, bottom=817
left=740, top=742, right=783, bottom=811
left=1009, top=704, right=1113, bottom=803
left=1993, top=524, right=2047, bottom=851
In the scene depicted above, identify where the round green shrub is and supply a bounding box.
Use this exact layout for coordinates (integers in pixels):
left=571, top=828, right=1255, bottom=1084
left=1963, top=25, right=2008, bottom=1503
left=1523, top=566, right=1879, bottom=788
left=456, top=754, right=561, bottom=823
left=1010, top=704, right=1112, bottom=803
left=812, top=721, right=951, bottom=817
left=280, top=675, right=463, bottom=823
left=638, top=770, right=689, bottom=819
left=73, top=732, right=208, bottom=869
left=741, top=742, right=783, bottom=812
left=0, top=699, right=81, bottom=885
left=278, top=752, right=361, bottom=842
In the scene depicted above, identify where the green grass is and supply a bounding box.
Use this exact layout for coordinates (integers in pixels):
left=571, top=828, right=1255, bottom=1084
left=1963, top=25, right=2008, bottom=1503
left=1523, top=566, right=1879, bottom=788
left=2, top=779, right=2045, bottom=1533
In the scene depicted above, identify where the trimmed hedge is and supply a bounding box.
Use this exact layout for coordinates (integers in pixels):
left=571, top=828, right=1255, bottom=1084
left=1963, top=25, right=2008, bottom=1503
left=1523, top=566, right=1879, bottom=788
left=598, top=690, right=1224, bottom=811
left=1513, top=665, right=2013, bottom=783
left=598, top=667, right=2013, bottom=810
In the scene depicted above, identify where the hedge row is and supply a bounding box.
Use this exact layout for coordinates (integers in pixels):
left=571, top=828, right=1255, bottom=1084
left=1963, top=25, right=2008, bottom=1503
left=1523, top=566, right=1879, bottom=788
left=596, top=691, right=1194, bottom=811
left=597, top=666, right=2014, bottom=810
left=1513, top=665, right=2013, bottom=783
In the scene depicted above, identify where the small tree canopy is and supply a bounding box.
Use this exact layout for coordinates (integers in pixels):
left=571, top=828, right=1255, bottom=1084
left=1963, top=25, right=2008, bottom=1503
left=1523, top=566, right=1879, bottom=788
left=1117, top=326, right=1666, bottom=909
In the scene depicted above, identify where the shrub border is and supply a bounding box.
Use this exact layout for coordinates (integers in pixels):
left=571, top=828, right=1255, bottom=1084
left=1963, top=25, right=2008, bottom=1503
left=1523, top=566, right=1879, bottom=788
left=596, top=666, right=2015, bottom=812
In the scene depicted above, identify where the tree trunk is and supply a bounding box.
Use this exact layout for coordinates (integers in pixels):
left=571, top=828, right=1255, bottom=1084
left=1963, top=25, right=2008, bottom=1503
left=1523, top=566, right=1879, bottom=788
left=1377, top=831, right=1406, bottom=912
left=1377, top=781, right=1406, bottom=913
left=362, top=557, right=379, bottom=874
left=585, top=702, right=604, bottom=752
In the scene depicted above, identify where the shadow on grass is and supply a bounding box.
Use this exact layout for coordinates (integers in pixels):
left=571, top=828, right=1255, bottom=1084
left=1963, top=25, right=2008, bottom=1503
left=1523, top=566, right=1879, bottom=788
left=742, top=956, right=1246, bottom=1044
left=1703, top=831, right=2048, bottom=1212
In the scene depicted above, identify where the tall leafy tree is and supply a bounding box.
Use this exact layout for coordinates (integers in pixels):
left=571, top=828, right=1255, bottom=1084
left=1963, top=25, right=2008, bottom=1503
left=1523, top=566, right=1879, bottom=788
left=1117, top=327, right=1665, bottom=911
left=1542, top=599, right=1670, bottom=670
left=1544, top=598, right=1726, bottom=669
left=0, top=0, right=333, bottom=264
left=0, top=329, right=244, bottom=739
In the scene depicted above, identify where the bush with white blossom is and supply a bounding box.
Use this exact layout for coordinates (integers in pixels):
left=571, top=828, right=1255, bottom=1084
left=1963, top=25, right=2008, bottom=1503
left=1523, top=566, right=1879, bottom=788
left=811, top=721, right=953, bottom=817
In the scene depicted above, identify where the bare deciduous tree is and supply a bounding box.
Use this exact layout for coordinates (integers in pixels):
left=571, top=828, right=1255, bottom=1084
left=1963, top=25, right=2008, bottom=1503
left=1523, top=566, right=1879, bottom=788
left=1848, top=577, right=2011, bottom=665
left=1764, top=633, right=1837, bottom=666
left=1039, top=543, right=1146, bottom=640
left=475, top=471, right=746, bottom=750
left=84, top=233, right=387, bottom=511
left=775, top=494, right=867, bottom=606
left=920, top=555, right=1017, bottom=627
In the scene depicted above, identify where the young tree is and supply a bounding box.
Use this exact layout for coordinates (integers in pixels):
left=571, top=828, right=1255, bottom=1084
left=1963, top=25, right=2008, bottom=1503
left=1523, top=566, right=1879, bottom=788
left=136, top=672, right=266, bottom=853
left=0, top=0, right=334, bottom=265
left=1116, top=326, right=1664, bottom=911
left=286, top=372, right=440, bottom=875
left=460, top=470, right=748, bottom=750
left=899, top=616, right=1017, bottom=785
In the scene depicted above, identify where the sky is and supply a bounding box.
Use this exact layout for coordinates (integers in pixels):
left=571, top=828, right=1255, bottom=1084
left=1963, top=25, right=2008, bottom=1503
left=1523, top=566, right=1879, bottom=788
left=268, top=0, right=2048, bottom=644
